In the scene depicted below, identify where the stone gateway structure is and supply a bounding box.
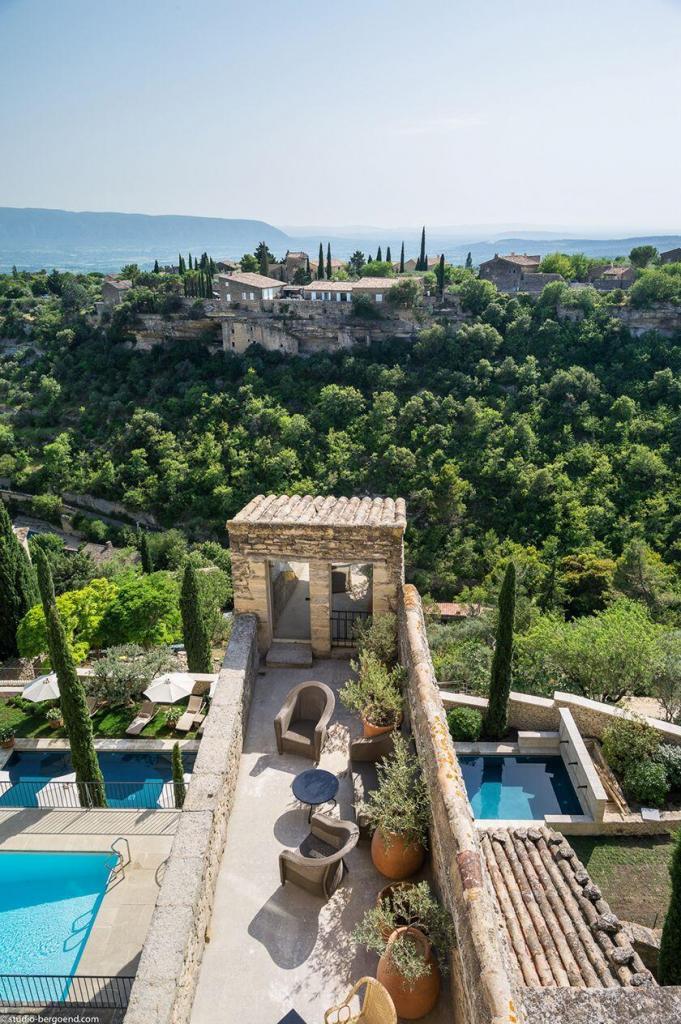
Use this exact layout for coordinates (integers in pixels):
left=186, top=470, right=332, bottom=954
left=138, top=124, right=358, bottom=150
left=227, top=494, right=406, bottom=657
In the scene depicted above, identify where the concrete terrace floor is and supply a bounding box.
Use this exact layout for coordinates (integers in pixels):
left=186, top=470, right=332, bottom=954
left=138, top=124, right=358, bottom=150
left=191, top=658, right=450, bottom=1024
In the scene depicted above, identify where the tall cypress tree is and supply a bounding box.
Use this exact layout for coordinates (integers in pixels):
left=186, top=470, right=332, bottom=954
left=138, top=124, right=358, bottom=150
left=34, top=549, right=106, bottom=807
left=172, top=741, right=186, bottom=808
left=326, top=243, right=332, bottom=280
left=438, top=254, right=446, bottom=296
left=400, top=241, right=405, bottom=274
left=418, top=226, right=426, bottom=270
left=153, top=259, right=160, bottom=273
left=386, top=245, right=391, bottom=265
left=484, top=562, right=516, bottom=740
left=318, top=243, right=324, bottom=279
left=139, top=530, right=153, bottom=574
left=188, top=253, right=193, bottom=271
left=660, top=829, right=681, bottom=984
left=0, top=501, right=38, bottom=659
left=465, top=251, right=473, bottom=270
left=180, top=563, right=213, bottom=673
left=376, top=246, right=382, bottom=262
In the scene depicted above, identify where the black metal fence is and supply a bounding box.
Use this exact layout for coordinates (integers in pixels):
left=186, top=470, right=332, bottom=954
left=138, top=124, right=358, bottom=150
left=0, top=778, right=179, bottom=810
left=330, top=608, right=370, bottom=647
left=0, top=973, right=134, bottom=1008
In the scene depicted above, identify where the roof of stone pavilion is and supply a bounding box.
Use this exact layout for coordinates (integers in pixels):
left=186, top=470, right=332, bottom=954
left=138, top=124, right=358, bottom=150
left=480, top=827, right=655, bottom=990
left=230, top=494, right=406, bottom=529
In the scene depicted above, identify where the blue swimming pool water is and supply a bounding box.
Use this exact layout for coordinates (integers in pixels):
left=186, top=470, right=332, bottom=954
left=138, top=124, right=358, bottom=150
left=458, top=754, right=583, bottom=819
left=0, top=750, right=195, bottom=809
left=0, top=850, right=113, bottom=994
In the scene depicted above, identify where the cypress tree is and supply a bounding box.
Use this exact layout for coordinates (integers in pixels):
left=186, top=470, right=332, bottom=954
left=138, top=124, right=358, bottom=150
left=377, top=246, right=382, bottom=262
left=400, top=241, right=405, bottom=274
left=0, top=500, right=38, bottom=659
left=660, top=829, right=681, bottom=984
left=188, top=253, right=193, bottom=271
left=34, top=549, right=106, bottom=807
left=172, top=741, right=187, bottom=808
left=138, top=529, right=153, bottom=573
left=484, top=562, right=516, bottom=740
left=153, top=259, right=160, bottom=273
left=386, top=245, right=391, bottom=264
left=465, top=251, right=473, bottom=270
left=438, top=253, right=446, bottom=296
left=180, top=563, right=213, bottom=673
left=326, top=243, right=332, bottom=280
left=418, top=226, right=426, bottom=270
left=178, top=253, right=183, bottom=275
left=318, top=243, right=324, bottom=279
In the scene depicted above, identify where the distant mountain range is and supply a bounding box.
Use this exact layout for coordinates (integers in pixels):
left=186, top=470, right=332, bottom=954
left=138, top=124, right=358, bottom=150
left=1, top=207, right=680, bottom=273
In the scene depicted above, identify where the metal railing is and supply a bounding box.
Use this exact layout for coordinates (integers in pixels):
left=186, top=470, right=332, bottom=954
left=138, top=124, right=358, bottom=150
left=0, top=778, right=180, bottom=810
left=330, top=608, right=370, bottom=647
left=0, top=973, right=134, bottom=1008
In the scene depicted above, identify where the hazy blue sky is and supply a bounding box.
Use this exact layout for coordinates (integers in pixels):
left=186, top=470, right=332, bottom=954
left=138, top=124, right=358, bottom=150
left=1, top=0, right=680, bottom=231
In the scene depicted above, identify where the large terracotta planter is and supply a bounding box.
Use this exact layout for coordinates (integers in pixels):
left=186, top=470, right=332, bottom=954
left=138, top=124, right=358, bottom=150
left=377, top=926, right=441, bottom=1020
left=361, top=711, right=402, bottom=739
left=371, top=828, right=426, bottom=880
left=377, top=882, right=421, bottom=940
left=0, top=739, right=14, bottom=750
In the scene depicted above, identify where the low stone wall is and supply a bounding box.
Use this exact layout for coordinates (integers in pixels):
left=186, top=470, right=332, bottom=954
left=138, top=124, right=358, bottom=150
left=440, top=689, right=681, bottom=745
left=521, top=985, right=681, bottom=1023
left=123, top=614, right=258, bottom=1024
left=399, top=585, right=522, bottom=1024
left=557, top=707, right=607, bottom=821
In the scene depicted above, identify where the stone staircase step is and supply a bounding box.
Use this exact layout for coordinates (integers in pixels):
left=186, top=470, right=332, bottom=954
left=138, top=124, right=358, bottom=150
left=265, top=642, right=313, bottom=668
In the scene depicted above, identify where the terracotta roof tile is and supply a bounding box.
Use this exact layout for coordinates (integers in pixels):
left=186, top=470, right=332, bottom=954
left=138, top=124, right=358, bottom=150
left=230, top=493, right=406, bottom=528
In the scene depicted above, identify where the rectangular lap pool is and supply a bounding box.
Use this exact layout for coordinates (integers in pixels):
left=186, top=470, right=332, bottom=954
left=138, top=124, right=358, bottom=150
left=459, top=754, right=583, bottom=820
left=0, top=850, right=113, bottom=997
left=0, top=749, right=195, bottom=809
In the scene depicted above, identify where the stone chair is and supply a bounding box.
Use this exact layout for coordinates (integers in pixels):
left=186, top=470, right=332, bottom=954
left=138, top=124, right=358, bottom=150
left=274, top=681, right=335, bottom=762
left=279, top=813, right=359, bottom=900
left=350, top=730, right=396, bottom=841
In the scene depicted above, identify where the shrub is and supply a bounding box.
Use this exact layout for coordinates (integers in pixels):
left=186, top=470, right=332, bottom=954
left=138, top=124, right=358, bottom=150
left=657, top=745, right=681, bottom=790
left=165, top=705, right=182, bottom=727
left=339, top=651, right=403, bottom=728
left=90, top=644, right=178, bottom=706
left=601, top=717, right=661, bottom=775
left=0, top=727, right=15, bottom=743
left=365, top=734, right=430, bottom=847
left=446, top=706, right=483, bottom=742
left=355, top=612, right=398, bottom=666
left=622, top=761, right=669, bottom=808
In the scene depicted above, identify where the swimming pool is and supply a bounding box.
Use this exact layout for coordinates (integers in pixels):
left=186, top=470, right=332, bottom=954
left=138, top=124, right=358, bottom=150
left=0, top=850, right=113, bottom=997
left=0, top=749, right=195, bottom=809
left=458, top=754, right=583, bottom=819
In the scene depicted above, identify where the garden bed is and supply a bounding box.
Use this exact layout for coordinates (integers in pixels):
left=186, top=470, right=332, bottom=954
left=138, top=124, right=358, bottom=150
left=0, top=695, right=202, bottom=740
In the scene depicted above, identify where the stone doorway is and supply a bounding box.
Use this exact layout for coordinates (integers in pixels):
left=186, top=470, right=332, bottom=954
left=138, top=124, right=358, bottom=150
left=270, top=559, right=311, bottom=642
left=331, top=562, right=373, bottom=646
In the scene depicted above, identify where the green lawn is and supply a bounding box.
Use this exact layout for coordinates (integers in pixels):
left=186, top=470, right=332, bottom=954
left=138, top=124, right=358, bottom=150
left=568, top=835, right=675, bottom=929
left=0, top=696, right=199, bottom=740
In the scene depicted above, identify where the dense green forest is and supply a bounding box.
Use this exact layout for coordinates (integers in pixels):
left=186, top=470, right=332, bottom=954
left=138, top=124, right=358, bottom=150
left=1, top=268, right=681, bottom=601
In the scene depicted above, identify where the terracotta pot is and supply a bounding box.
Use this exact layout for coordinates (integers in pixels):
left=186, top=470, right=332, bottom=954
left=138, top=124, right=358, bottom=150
left=377, top=926, right=441, bottom=1020
left=1, top=738, right=15, bottom=750
left=371, top=828, right=426, bottom=880
left=377, top=882, right=421, bottom=940
left=361, top=711, right=402, bottom=739
left=49, top=719, right=63, bottom=731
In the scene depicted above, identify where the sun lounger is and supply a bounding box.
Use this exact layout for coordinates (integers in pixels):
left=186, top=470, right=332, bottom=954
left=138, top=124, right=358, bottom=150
left=175, top=695, right=205, bottom=734
left=126, top=701, right=157, bottom=736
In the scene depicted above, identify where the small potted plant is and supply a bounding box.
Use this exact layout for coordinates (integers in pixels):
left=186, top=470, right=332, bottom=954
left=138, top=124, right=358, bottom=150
left=340, top=651, right=404, bottom=738
left=46, top=706, right=63, bottom=730
left=366, top=734, right=430, bottom=879
left=165, top=706, right=182, bottom=730
left=0, top=727, right=16, bottom=750
left=353, top=883, right=451, bottom=1019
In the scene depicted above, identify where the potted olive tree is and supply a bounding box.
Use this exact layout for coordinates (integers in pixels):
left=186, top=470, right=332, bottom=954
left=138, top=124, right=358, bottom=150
left=353, top=882, right=451, bottom=1020
left=46, top=706, right=64, bottom=730
left=340, top=651, right=404, bottom=738
left=366, top=734, right=430, bottom=879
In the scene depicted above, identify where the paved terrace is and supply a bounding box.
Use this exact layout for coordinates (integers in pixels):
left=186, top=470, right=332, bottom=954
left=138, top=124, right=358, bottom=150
left=191, top=659, right=450, bottom=1024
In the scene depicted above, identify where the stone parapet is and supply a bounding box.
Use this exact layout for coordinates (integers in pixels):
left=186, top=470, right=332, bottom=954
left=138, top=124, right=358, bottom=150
left=399, top=584, right=522, bottom=1024
left=123, top=614, right=258, bottom=1024
left=521, top=985, right=681, bottom=1023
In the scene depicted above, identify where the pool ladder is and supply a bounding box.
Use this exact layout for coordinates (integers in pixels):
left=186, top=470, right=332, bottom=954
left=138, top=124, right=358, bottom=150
left=107, top=836, right=131, bottom=889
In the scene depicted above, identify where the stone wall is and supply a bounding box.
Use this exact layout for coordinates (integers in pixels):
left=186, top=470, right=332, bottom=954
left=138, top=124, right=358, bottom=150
left=399, top=585, right=522, bottom=1024
left=557, top=302, right=681, bottom=338
left=123, top=614, right=258, bottom=1024
left=132, top=314, right=221, bottom=350
left=521, top=985, right=681, bottom=1023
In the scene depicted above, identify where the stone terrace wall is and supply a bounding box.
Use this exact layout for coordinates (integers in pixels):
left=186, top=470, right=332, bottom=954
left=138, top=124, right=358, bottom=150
left=441, top=690, right=681, bottom=745
left=522, top=984, right=681, bottom=1023
left=124, top=614, right=258, bottom=1024
left=399, top=585, right=522, bottom=1024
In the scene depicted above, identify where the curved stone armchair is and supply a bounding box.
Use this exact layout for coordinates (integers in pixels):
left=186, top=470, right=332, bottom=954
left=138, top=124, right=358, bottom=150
left=279, top=813, right=359, bottom=900
left=274, top=681, right=335, bottom=762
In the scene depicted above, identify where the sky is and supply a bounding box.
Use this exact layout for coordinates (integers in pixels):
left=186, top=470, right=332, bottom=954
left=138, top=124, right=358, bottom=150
left=1, top=0, right=680, bottom=233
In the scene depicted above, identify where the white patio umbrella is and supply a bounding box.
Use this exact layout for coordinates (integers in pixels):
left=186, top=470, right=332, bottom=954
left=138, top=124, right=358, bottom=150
left=144, top=672, right=195, bottom=704
left=23, top=672, right=60, bottom=702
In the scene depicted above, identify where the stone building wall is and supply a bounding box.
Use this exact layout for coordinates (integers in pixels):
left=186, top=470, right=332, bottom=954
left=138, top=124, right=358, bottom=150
left=124, top=614, right=258, bottom=1024
left=399, top=584, right=523, bottom=1024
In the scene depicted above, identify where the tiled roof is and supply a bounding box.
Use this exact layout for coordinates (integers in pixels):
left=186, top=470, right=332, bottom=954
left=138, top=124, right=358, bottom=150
left=286, top=251, right=308, bottom=259
left=437, top=602, right=485, bottom=618
left=353, top=277, right=400, bottom=290
left=499, top=253, right=541, bottom=267
left=480, top=827, right=654, bottom=989
left=104, top=278, right=132, bottom=289
left=220, top=271, right=284, bottom=289
left=303, top=280, right=354, bottom=292
left=230, top=494, right=406, bottom=528
left=600, top=265, right=631, bottom=277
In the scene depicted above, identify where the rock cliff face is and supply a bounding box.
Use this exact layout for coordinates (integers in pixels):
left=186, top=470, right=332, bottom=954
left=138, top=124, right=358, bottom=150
left=132, top=314, right=221, bottom=350
left=558, top=302, right=681, bottom=337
